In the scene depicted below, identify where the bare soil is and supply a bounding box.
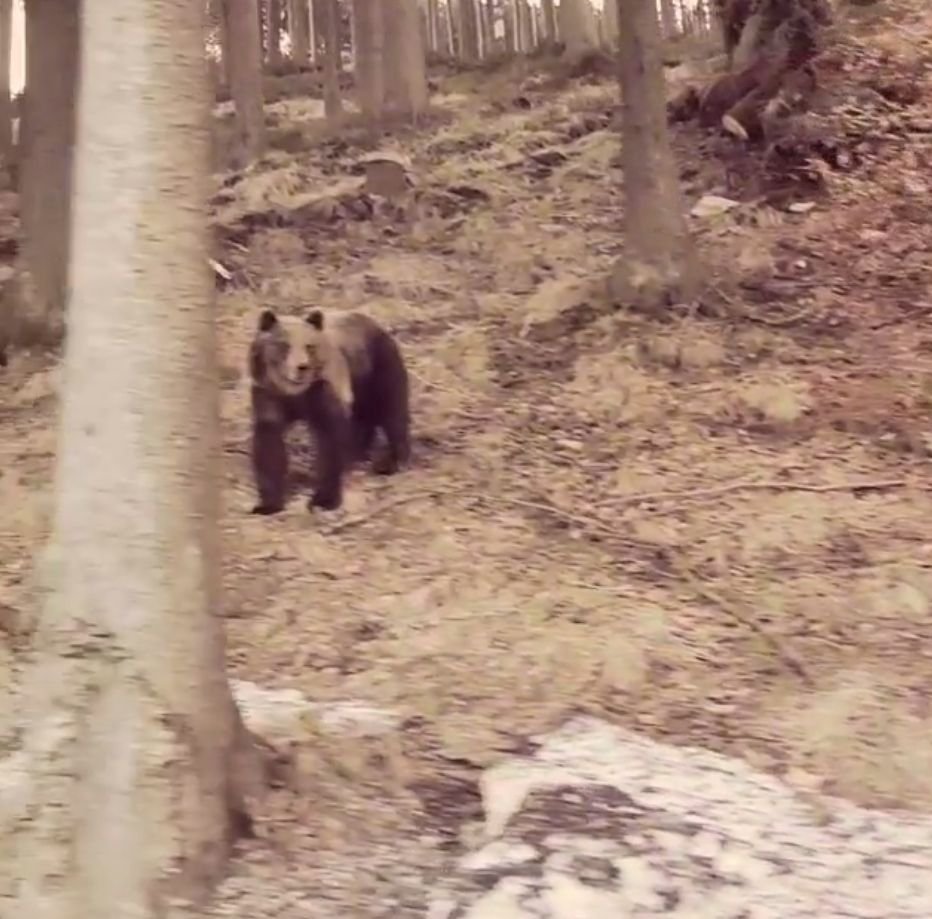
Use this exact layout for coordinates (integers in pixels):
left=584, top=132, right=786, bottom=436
left=2, top=2, right=932, bottom=915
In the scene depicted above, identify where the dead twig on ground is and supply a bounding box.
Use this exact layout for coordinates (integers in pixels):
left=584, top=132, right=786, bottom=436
left=612, top=477, right=908, bottom=508
left=325, top=490, right=439, bottom=535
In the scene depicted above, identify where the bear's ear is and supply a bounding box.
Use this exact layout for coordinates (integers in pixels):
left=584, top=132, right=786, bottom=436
left=306, top=309, right=324, bottom=330
left=258, top=309, right=278, bottom=332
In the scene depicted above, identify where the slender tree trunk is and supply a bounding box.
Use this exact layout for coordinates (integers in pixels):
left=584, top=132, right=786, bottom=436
left=442, top=0, right=455, bottom=55
left=659, top=0, right=678, bottom=38
left=515, top=0, right=532, bottom=52
left=308, top=0, right=317, bottom=61
left=458, top=0, right=480, bottom=61
left=16, top=0, right=79, bottom=346
left=10, top=0, right=257, bottom=914
left=426, top=0, right=440, bottom=53
left=383, top=0, right=428, bottom=118
left=353, top=0, right=385, bottom=118
left=289, top=0, right=310, bottom=63
left=221, top=0, right=266, bottom=164
left=482, top=0, right=495, bottom=55
left=558, top=0, right=598, bottom=56
left=503, top=0, right=515, bottom=52
left=321, top=0, right=342, bottom=117
left=0, top=0, right=12, bottom=158
left=610, top=0, right=698, bottom=309
left=267, top=0, right=283, bottom=67
left=602, top=0, right=618, bottom=48
left=541, top=0, right=557, bottom=43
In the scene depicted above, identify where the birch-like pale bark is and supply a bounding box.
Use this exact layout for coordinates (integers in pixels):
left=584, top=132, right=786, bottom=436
left=8, top=0, right=256, bottom=913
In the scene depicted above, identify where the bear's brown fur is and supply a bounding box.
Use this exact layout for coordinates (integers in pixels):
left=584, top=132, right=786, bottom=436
left=248, top=308, right=410, bottom=514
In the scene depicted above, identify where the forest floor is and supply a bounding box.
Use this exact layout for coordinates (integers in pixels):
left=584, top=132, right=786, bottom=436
left=3, top=1, right=932, bottom=916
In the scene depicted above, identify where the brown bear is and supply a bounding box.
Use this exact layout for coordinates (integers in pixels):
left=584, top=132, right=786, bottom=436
left=248, top=308, right=410, bottom=514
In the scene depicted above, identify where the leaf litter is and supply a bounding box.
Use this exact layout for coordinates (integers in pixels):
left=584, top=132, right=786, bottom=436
left=3, top=2, right=932, bottom=914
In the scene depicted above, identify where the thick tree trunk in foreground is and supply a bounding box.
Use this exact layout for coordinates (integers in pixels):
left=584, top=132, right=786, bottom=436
left=17, top=0, right=79, bottom=345
left=222, top=0, right=266, bottom=164
left=610, top=0, right=699, bottom=309
left=10, top=0, right=255, bottom=914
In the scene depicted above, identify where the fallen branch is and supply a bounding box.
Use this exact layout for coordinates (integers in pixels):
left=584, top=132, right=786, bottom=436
left=324, top=490, right=438, bottom=535
left=612, top=478, right=907, bottom=508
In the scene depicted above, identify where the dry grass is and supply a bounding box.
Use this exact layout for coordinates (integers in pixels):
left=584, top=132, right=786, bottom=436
left=4, top=2, right=932, bottom=913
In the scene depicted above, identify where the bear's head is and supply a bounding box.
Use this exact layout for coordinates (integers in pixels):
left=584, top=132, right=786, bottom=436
left=250, top=308, right=328, bottom=397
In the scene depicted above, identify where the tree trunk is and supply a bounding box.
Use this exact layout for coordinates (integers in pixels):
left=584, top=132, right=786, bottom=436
left=515, top=0, right=532, bottom=52
left=457, top=0, right=480, bottom=61
left=289, top=0, right=310, bottom=63
left=321, top=0, right=342, bottom=117
left=16, top=0, right=79, bottom=346
left=222, top=0, right=266, bottom=165
left=503, top=0, right=515, bottom=52
left=308, top=0, right=318, bottom=61
left=610, top=0, right=699, bottom=309
left=442, top=0, right=455, bottom=55
left=541, top=0, right=557, bottom=43
left=659, top=0, right=678, bottom=38
left=602, top=0, right=619, bottom=48
left=267, top=0, right=283, bottom=67
left=426, top=0, right=440, bottom=53
left=558, top=0, right=598, bottom=56
left=383, top=0, right=428, bottom=118
left=10, top=0, right=257, bottom=914
left=0, top=0, right=12, bottom=158
left=353, top=0, right=385, bottom=118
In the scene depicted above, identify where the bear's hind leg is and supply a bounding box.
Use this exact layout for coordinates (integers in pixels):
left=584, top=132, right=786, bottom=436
left=351, top=416, right=376, bottom=462
left=372, top=409, right=410, bottom=476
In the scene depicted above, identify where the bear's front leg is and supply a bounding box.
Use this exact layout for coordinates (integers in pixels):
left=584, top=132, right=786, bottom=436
left=309, top=394, right=351, bottom=511
left=251, top=387, right=288, bottom=514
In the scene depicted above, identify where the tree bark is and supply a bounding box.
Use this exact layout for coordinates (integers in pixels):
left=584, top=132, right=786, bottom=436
left=602, top=0, right=619, bottom=48
left=267, top=0, right=283, bottom=68
left=659, top=0, right=679, bottom=38
left=541, top=0, right=557, bottom=43
left=221, top=0, right=266, bottom=164
left=289, top=0, right=310, bottom=63
left=321, top=0, right=343, bottom=117
left=558, top=0, right=598, bottom=56
left=353, top=0, right=385, bottom=118
left=610, top=0, right=699, bottom=309
left=426, top=0, right=440, bottom=53
left=10, top=0, right=257, bottom=914
left=515, top=0, right=533, bottom=52
left=0, top=0, right=12, bottom=158
left=383, top=0, right=428, bottom=118
left=457, top=0, right=480, bottom=61
left=17, top=0, right=79, bottom=345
